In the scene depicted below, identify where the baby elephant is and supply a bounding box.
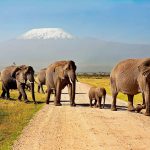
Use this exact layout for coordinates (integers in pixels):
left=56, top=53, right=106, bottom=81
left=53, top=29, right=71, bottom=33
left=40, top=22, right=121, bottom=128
left=89, top=87, right=106, bottom=108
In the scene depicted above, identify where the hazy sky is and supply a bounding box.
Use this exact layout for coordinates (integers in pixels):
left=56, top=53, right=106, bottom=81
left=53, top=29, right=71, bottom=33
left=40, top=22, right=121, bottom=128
left=0, top=0, right=150, bottom=44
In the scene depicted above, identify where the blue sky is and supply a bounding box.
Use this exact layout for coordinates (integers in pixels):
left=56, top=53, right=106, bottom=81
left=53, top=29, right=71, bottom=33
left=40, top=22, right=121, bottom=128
left=0, top=0, right=150, bottom=44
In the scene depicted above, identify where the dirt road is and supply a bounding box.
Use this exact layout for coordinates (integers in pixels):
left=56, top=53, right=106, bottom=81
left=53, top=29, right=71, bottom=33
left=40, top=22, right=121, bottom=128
left=13, top=82, right=150, bottom=150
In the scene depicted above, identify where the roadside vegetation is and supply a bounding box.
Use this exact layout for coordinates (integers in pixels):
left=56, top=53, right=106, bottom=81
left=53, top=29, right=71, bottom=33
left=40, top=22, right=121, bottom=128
left=78, top=75, right=142, bottom=104
left=0, top=74, right=143, bottom=150
left=0, top=82, right=46, bottom=150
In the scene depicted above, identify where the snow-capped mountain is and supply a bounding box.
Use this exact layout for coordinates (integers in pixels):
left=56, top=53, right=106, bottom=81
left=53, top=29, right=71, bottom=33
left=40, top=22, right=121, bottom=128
left=18, top=28, right=74, bottom=40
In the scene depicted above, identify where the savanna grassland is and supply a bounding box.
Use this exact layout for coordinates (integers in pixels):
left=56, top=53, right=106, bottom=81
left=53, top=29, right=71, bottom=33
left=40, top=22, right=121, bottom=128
left=78, top=75, right=143, bottom=104
left=0, top=82, right=47, bottom=150
left=0, top=75, right=144, bottom=150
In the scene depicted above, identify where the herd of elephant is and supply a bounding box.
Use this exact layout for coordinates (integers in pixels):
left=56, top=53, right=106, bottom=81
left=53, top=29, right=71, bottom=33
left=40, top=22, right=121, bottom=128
left=0, top=58, right=150, bottom=116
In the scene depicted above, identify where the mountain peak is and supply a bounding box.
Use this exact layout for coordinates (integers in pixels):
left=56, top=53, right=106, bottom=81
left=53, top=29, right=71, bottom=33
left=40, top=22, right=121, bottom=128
left=18, top=28, right=74, bottom=40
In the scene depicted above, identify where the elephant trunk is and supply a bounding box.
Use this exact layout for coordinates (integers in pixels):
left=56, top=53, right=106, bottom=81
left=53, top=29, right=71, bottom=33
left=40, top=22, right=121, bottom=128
left=30, top=82, right=36, bottom=104
left=27, top=73, right=36, bottom=104
left=72, top=80, right=76, bottom=104
left=103, top=95, right=106, bottom=108
left=69, top=73, right=76, bottom=106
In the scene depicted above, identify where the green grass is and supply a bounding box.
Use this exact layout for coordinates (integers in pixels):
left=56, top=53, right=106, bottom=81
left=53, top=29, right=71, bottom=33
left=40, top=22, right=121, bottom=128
left=78, top=76, right=143, bottom=104
left=0, top=82, right=46, bottom=150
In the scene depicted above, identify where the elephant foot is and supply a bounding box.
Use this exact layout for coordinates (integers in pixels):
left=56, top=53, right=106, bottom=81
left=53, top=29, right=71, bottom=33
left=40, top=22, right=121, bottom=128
left=144, top=111, right=150, bottom=116
left=24, top=100, right=30, bottom=103
left=55, top=103, right=62, bottom=106
left=127, top=106, right=135, bottom=112
left=46, top=99, right=50, bottom=104
left=111, top=106, right=117, bottom=111
left=142, top=104, right=146, bottom=109
left=6, top=97, right=13, bottom=100
left=1, top=96, right=5, bottom=99
left=34, top=101, right=37, bottom=104
left=135, top=104, right=143, bottom=113
left=70, top=103, right=76, bottom=107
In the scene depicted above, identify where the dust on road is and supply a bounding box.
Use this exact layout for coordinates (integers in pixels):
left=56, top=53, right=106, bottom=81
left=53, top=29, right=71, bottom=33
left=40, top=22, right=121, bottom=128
left=13, top=82, right=150, bottom=150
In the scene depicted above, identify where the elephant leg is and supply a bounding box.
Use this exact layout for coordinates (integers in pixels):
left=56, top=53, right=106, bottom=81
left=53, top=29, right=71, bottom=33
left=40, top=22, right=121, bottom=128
left=37, top=84, right=40, bottom=93
left=18, top=92, right=22, bottom=101
left=6, top=89, right=10, bottom=100
left=144, top=88, right=150, bottom=116
left=142, top=93, right=146, bottom=108
left=111, top=92, right=118, bottom=111
left=1, top=85, right=6, bottom=99
left=55, top=90, right=62, bottom=106
left=97, top=97, right=102, bottom=109
left=19, top=84, right=28, bottom=103
left=90, top=98, right=93, bottom=107
left=127, top=94, right=135, bottom=111
left=41, top=85, right=45, bottom=94
left=55, top=81, right=62, bottom=106
left=46, top=88, right=52, bottom=104
left=94, top=99, right=97, bottom=107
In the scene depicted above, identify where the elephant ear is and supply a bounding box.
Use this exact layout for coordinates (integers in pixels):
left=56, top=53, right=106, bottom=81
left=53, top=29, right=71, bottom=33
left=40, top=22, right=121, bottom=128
left=11, top=67, right=21, bottom=78
left=24, top=66, right=34, bottom=74
left=63, top=61, right=76, bottom=71
left=138, top=61, right=150, bottom=81
left=69, top=61, right=77, bottom=71
left=54, top=66, right=65, bottom=79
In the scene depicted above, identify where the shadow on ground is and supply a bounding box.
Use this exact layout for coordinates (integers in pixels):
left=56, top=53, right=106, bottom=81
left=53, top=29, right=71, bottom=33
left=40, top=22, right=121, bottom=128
left=62, top=92, right=86, bottom=95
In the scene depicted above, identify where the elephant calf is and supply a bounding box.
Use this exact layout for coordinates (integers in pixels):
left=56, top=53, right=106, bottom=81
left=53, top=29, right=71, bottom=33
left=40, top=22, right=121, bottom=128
left=89, top=87, right=106, bottom=108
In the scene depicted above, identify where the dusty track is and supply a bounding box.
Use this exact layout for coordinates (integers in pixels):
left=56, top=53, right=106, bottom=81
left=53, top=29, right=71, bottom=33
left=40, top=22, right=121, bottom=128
left=13, top=82, right=150, bottom=150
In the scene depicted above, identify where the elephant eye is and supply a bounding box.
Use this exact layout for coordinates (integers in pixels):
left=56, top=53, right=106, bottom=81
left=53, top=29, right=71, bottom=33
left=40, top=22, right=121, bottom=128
left=65, top=67, right=69, bottom=71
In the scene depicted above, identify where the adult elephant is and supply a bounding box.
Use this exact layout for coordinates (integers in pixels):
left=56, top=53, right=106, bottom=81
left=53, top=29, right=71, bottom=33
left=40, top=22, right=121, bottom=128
left=1, top=65, right=36, bottom=103
left=110, top=58, right=150, bottom=116
left=46, top=60, right=77, bottom=106
left=37, top=68, right=46, bottom=93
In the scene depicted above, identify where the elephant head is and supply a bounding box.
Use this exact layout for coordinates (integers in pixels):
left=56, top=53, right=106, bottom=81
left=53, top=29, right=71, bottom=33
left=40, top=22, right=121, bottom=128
left=54, top=61, right=77, bottom=82
left=138, top=59, right=150, bottom=82
left=11, top=65, right=36, bottom=103
left=54, top=61, right=77, bottom=103
left=137, top=59, right=150, bottom=115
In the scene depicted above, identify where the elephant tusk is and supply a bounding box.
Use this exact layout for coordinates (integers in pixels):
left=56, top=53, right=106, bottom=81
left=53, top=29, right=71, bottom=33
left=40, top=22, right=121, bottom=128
left=69, top=76, right=73, bottom=84
left=28, top=81, right=34, bottom=84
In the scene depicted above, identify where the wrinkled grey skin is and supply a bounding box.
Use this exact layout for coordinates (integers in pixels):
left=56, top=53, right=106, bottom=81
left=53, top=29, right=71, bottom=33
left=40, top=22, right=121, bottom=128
left=37, top=68, right=46, bottom=94
left=46, top=60, right=77, bottom=106
left=89, top=87, right=106, bottom=108
left=110, top=58, right=150, bottom=116
left=1, top=65, right=36, bottom=103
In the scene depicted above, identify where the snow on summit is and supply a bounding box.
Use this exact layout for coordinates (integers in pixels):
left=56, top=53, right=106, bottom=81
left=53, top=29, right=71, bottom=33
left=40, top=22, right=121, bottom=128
left=19, top=28, right=74, bottom=40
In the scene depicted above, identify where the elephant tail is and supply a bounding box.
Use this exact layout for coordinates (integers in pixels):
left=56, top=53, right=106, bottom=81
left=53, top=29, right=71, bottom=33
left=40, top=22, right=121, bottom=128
left=103, top=94, right=106, bottom=108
